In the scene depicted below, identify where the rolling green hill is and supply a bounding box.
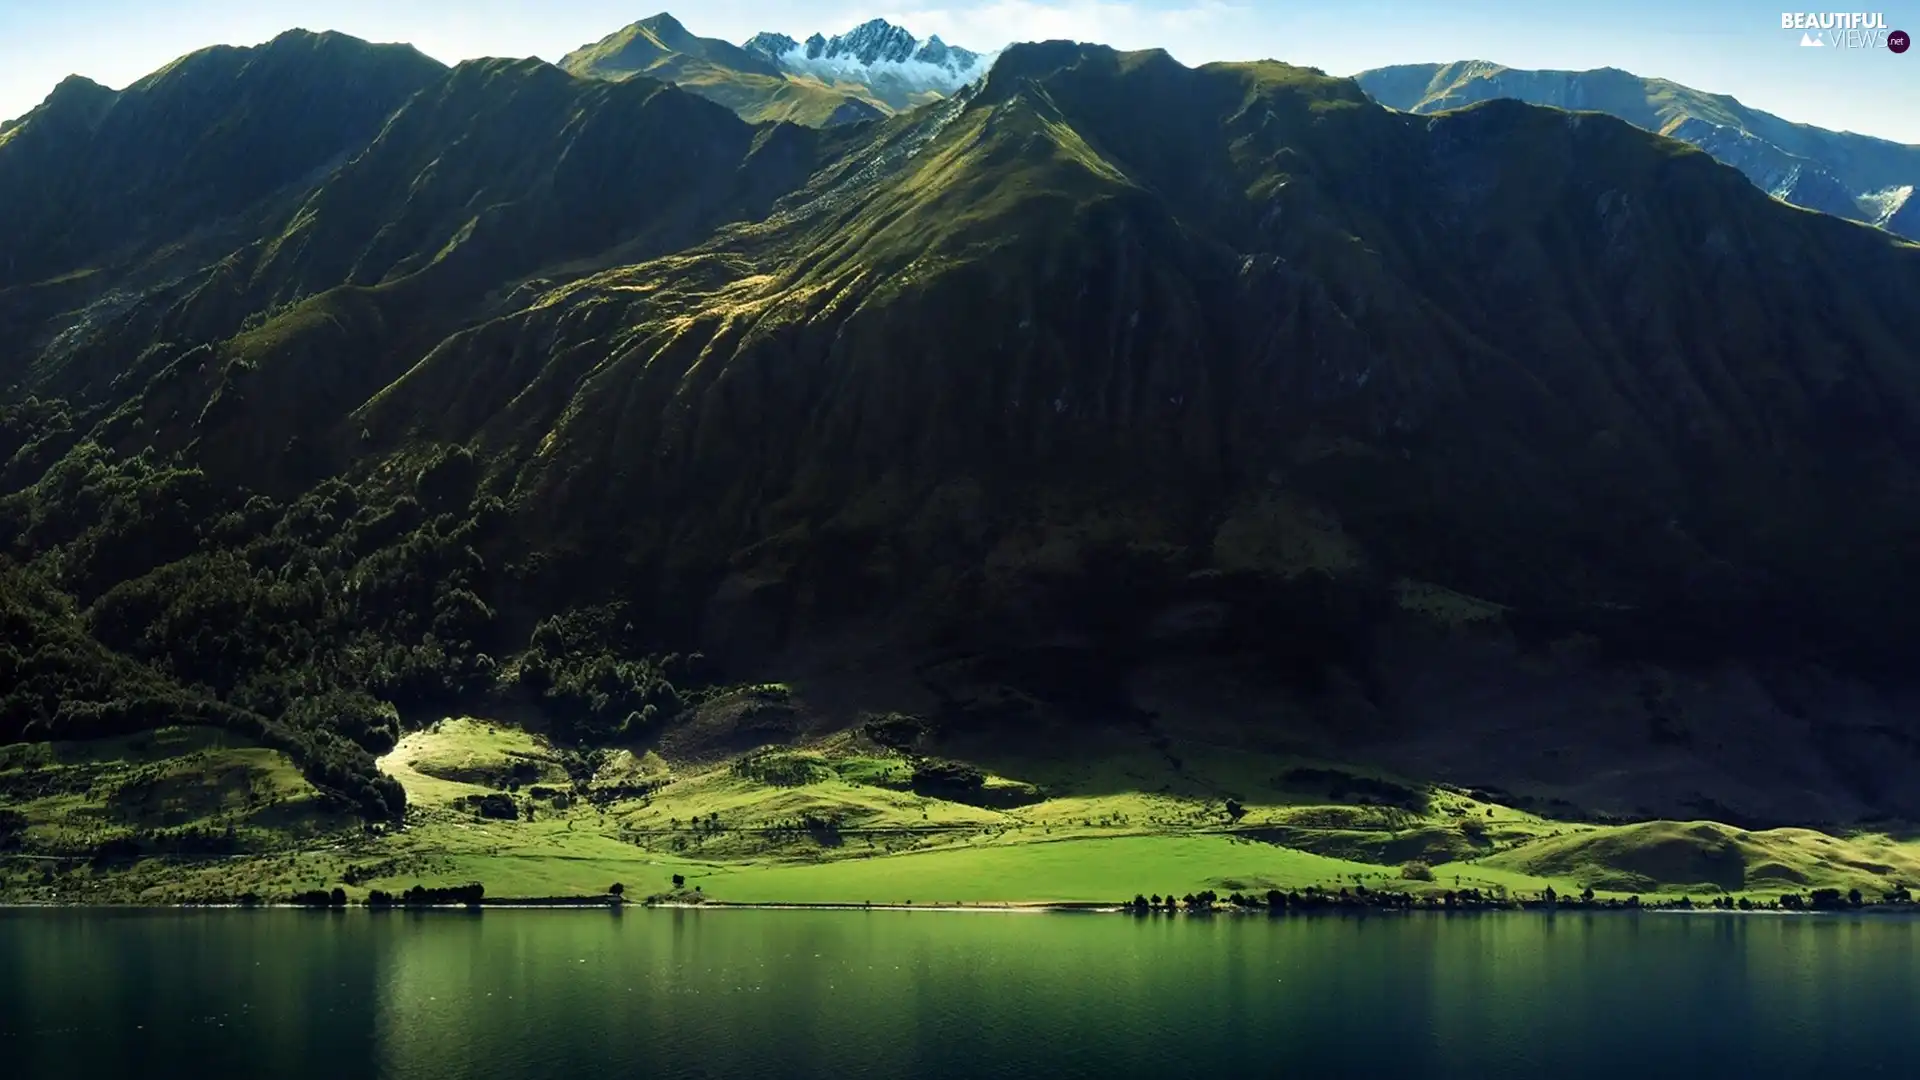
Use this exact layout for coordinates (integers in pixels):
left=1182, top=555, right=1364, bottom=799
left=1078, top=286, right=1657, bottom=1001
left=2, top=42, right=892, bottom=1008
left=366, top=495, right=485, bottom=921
left=4, top=32, right=1920, bottom=901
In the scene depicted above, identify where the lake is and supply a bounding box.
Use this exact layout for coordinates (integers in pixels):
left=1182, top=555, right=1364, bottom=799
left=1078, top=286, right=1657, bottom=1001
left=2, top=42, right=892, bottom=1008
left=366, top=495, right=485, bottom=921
left=2, top=909, right=1916, bottom=1078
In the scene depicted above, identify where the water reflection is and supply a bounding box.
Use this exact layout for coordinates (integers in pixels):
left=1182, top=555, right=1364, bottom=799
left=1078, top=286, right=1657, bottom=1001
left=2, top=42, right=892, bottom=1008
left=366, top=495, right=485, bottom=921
left=3, top=910, right=1917, bottom=1080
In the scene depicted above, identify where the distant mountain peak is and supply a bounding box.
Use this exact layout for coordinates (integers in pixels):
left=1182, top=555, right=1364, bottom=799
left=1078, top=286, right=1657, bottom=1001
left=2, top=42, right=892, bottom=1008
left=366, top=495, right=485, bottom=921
left=47, top=73, right=113, bottom=100
left=566, top=14, right=987, bottom=124
left=819, top=18, right=921, bottom=65
left=742, top=31, right=799, bottom=59
left=1354, top=59, right=1920, bottom=239
left=4, top=74, right=116, bottom=137
left=561, top=14, right=782, bottom=83
left=741, top=17, right=990, bottom=104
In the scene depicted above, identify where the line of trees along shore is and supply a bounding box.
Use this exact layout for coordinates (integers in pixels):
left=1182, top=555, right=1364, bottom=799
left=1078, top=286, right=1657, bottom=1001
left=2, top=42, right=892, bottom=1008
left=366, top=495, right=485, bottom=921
left=284, top=883, right=485, bottom=907
left=1126, top=883, right=1917, bottom=913
left=191, top=878, right=1917, bottom=911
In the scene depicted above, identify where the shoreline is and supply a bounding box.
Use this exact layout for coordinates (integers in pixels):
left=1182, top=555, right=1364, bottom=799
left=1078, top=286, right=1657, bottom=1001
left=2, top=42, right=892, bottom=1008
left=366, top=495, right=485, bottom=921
left=5, top=899, right=1918, bottom=917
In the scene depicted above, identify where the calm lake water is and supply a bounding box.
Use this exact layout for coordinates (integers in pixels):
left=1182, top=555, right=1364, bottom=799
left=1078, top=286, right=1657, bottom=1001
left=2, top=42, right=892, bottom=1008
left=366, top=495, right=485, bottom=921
left=2, top=908, right=1917, bottom=1079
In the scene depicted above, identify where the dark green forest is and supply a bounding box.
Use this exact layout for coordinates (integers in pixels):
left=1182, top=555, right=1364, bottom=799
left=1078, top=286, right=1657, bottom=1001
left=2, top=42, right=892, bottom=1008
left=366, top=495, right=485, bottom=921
left=1, top=398, right=707, bottom=816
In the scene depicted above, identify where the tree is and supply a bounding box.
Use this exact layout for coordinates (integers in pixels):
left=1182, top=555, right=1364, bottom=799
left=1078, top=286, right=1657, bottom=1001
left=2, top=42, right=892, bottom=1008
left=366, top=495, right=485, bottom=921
left=1224, top=799, right=1245, bottom=821
left=609, top=883, right=625, bottom=897
left=330, top=887, right=347, bottom=907
left=1848, top=888, right=1863, bottom=908
left=1544, top=885, right=1557, bottom=905
left=671, top=873, right=686, bottom=889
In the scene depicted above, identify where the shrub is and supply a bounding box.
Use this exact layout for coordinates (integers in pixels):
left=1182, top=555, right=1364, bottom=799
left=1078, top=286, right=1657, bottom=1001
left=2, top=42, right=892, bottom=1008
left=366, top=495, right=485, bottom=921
left=732, top=750, right=830, bottom=787
left=861, top=712, right=925, bottom=749
left=909, top=759, right=985, bottom=795
left=1400, top=860, right=1435, bottom=881
left=286, top=690, right=401, bottom=755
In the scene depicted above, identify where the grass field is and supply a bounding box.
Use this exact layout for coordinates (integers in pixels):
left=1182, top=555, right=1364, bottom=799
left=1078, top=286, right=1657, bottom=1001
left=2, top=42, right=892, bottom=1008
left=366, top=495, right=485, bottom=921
left=5, top=717, right=1919, bottom=906
left=685, top=836, right=1391, bottom=904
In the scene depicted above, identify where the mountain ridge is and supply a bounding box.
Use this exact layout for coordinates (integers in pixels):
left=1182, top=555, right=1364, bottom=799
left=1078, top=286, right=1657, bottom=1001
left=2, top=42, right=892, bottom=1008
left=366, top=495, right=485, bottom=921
left=3, top=34, right=1920, bottom=832
left=564, top=14, right=986, bottom=123
left=0, top=29, right=447, bottom=293
left=1355, top=59, right=1920, bottom=237
left=742, top=17, right=989, bottom=108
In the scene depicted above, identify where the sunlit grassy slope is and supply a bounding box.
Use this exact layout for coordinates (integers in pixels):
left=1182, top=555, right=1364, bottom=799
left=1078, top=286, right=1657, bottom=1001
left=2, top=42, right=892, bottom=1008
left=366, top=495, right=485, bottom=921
left=0, top=726, right=360, bottom=902
left=8, top=717, right=1917, bottom=905
left=558, top=13, right=890, bottom=127
left=0, top=727, right=348, bottom=852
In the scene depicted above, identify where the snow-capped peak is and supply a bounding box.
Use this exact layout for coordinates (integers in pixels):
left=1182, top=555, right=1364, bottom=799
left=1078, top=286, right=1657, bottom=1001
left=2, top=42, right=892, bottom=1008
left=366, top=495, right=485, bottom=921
left=742, top=19, right=992, bottom=98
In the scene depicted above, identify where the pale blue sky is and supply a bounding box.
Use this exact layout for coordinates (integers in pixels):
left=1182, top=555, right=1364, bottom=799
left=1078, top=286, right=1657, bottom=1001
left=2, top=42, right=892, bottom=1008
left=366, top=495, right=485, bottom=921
left=3, top=1, right=1916, bottom=142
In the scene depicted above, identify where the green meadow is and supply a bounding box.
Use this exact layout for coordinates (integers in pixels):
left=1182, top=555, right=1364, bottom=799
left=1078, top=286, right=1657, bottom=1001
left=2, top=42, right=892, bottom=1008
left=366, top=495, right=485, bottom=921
left=6, top=716, right=1919, bottom=907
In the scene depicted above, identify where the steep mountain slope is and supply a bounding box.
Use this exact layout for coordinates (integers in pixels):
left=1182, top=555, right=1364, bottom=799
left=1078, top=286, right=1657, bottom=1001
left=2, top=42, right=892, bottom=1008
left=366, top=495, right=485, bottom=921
left=5, top=37, right=1920, bottom=831
left=560, top=13, right=886, bottom=127
left=0, top=30, right=447, bottom=291
left=0, top=41, right=829, bottom=817
left=1355, top=61, right=1920, bottom=237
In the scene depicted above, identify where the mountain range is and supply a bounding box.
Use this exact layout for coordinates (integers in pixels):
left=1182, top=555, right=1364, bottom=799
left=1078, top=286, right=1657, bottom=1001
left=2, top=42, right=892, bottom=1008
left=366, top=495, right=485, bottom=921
left=568, top=19, right=1920, bottom=241
left=4, top=24, right=1920, bottom=833
left=561, top=14, right=987, bottom=126
left=1355, top=60, right=1920, bottom=239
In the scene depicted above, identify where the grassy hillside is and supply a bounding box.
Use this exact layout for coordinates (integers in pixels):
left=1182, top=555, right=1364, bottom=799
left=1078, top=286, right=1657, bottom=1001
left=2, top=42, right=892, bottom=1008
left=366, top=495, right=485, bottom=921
left=559, top=14, right=890, bottom=127
left=8, top=714, right=1917, bottom=905
left=4, top=36, right=1920, bottom=902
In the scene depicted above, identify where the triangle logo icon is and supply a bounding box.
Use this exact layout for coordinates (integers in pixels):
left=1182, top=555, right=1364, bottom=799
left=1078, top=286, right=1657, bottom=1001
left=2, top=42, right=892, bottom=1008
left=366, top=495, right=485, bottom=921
left=1800, top=31, right=1825, bottom=45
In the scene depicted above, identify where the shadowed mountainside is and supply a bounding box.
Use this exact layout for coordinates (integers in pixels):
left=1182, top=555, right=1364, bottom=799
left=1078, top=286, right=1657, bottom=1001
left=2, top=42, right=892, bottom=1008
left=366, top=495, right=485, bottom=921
left=4, top=36, right=1920, bottom=827
left=1355, top=60, right=1920, bottom=238
left=0, top=30, right=447, bottom=290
